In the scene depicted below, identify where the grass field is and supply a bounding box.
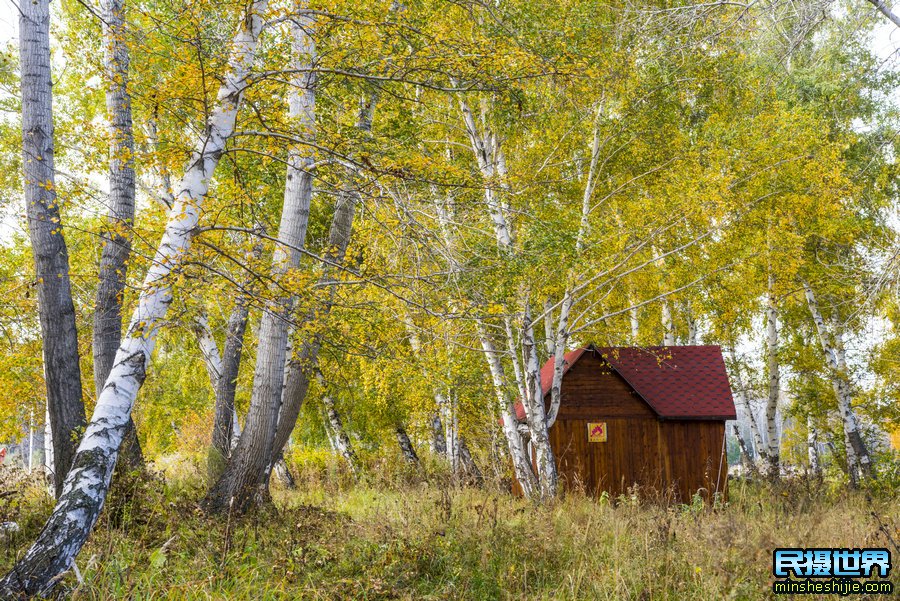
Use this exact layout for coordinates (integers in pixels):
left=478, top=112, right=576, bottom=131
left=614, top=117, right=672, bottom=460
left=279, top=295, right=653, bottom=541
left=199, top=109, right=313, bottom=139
left=1, top=458, right=898, bottom=600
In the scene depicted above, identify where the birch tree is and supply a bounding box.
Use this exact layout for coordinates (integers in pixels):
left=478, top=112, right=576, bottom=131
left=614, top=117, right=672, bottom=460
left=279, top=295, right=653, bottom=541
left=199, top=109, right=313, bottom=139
left=18, top=0, right=87, bottom=499
left=763, top=272, right=781, bottom=479
left=317, top=372, right=358, bottom=475
left=802, top=281, right=873, bottom=484
left=94, top=0, right=141, bottom=469
left=268, top=87, right=380, bottom=473
left=205, top=6, right=316, bottom=512
left=455, top=93, right=558, bottom=499
left=0, top=0, right=269, bottom=593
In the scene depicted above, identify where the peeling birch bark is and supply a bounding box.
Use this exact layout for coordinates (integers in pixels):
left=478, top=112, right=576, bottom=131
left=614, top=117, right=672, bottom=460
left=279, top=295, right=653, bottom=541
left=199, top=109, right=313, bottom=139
left=0, top=2, right=269, bottom=594
left=521, top=304, right=557, bottom=499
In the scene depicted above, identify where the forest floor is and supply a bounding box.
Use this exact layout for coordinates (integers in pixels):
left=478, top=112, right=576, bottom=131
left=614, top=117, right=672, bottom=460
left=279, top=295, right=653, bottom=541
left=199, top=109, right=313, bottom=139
left=1, top=460, right=898, bottom=600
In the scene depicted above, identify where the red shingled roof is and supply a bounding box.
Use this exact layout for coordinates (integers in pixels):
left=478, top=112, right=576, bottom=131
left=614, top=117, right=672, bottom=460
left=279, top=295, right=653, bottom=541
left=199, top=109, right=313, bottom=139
left=514, top=345, right=736, bottom=421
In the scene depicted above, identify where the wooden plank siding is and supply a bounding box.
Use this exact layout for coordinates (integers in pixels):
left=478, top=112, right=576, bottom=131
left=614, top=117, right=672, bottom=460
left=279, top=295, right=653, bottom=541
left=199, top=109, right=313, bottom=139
left=512, top=352, right=729, bottom=503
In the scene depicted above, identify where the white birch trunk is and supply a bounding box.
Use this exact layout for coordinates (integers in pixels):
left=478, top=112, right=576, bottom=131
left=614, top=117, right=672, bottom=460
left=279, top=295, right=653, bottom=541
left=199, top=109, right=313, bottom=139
left=545, top=293, right=573, bottom=429
left=317, top=373, right=358, bottom=475
left=544, top=111, right=604, bottom=432
left=206, top=5, right=316, bottom=512
left=661, top=302, right=675, bottom=346
left=807, top=415, right=821, bottom=478
left=802, top=282, right=872, bottom=484
left=43, top=406, right=53, bottom=480
left=478, top=325, right=538, bottom=497
left=686, top=300, right=698, bottom=345
left=457, top=96, right=512, bottom=248
left=429, top=412, right=447, bottom=455
left=503, top=317, right=528, bottom=404
left=0, top=2, right=268, bottom=593
left=194, top=314, right=223, bottom=387
left=727, top=348, right=765, bottom=469
left=395, top=425, right=421, bottom=466
left=520, top=304, right=557, bottom=500
left=269, top=68, right=377, bottom=469
left=730, top=422, right=754, bottom=474
left=28, top=409, right=34, bottom=474
left=653, top=250, right=676, bottom=346
left=629, top=305, right=640, bottom=343
left=457, top=93, right=563, bottom=498
left=543, top=298, right=555, bottom=358
left=764, top=274, right=781, bottom=479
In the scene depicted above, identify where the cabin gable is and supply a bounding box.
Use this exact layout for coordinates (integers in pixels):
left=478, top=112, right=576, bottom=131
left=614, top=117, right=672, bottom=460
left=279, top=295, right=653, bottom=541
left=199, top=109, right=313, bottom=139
left=553, top=352, right=656, bottom=420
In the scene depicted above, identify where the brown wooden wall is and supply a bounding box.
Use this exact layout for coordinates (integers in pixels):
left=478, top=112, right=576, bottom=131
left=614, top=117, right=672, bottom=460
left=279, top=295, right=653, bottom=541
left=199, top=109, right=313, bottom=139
left=550, top=418, right=727, bottom=502
left=514, top=352, right=728, bottom=503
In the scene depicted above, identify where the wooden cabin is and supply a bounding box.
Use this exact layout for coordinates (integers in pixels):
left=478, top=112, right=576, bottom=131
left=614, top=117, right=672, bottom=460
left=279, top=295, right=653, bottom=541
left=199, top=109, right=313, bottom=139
left=513, top=346, right=736, bottom=502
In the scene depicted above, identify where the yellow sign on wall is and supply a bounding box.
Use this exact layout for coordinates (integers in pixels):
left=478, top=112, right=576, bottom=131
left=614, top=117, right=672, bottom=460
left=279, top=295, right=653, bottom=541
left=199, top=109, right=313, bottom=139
left=588, top=422, right=607, bottom=443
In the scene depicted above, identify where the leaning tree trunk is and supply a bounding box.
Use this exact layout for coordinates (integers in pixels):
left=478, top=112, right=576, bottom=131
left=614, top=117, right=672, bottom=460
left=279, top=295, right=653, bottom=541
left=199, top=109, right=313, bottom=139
left=318, top=373, right=358, bottom=475
left=802, top=282, right=873, bottom=484
left=730, top=422, right=755, bottom=475
left=395, top=425, right=421, bottom=466
left=478, top=325, right=538, bottom=498
left=763, top=275, right=781, bottom=480
left=429, top=412, right=447, bottom=455
left=831, top=319, right=872, bottom=480
left=0, top=2, right=268, bottom=595
left=94, top=0, right=142, bottom=471
left=18, top=0, right=87, bottom=499
left=270, top=90, right=377, bottom=466
left=727, top=347, right=765, bottom=472
left=205, top=7, right=316, bottom=513
left=520, top=304, right=557, bottom=500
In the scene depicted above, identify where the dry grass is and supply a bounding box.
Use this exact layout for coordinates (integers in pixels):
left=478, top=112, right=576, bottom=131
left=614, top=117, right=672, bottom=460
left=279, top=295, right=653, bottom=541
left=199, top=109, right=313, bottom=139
left=0, top=461, right=897, bottom=600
